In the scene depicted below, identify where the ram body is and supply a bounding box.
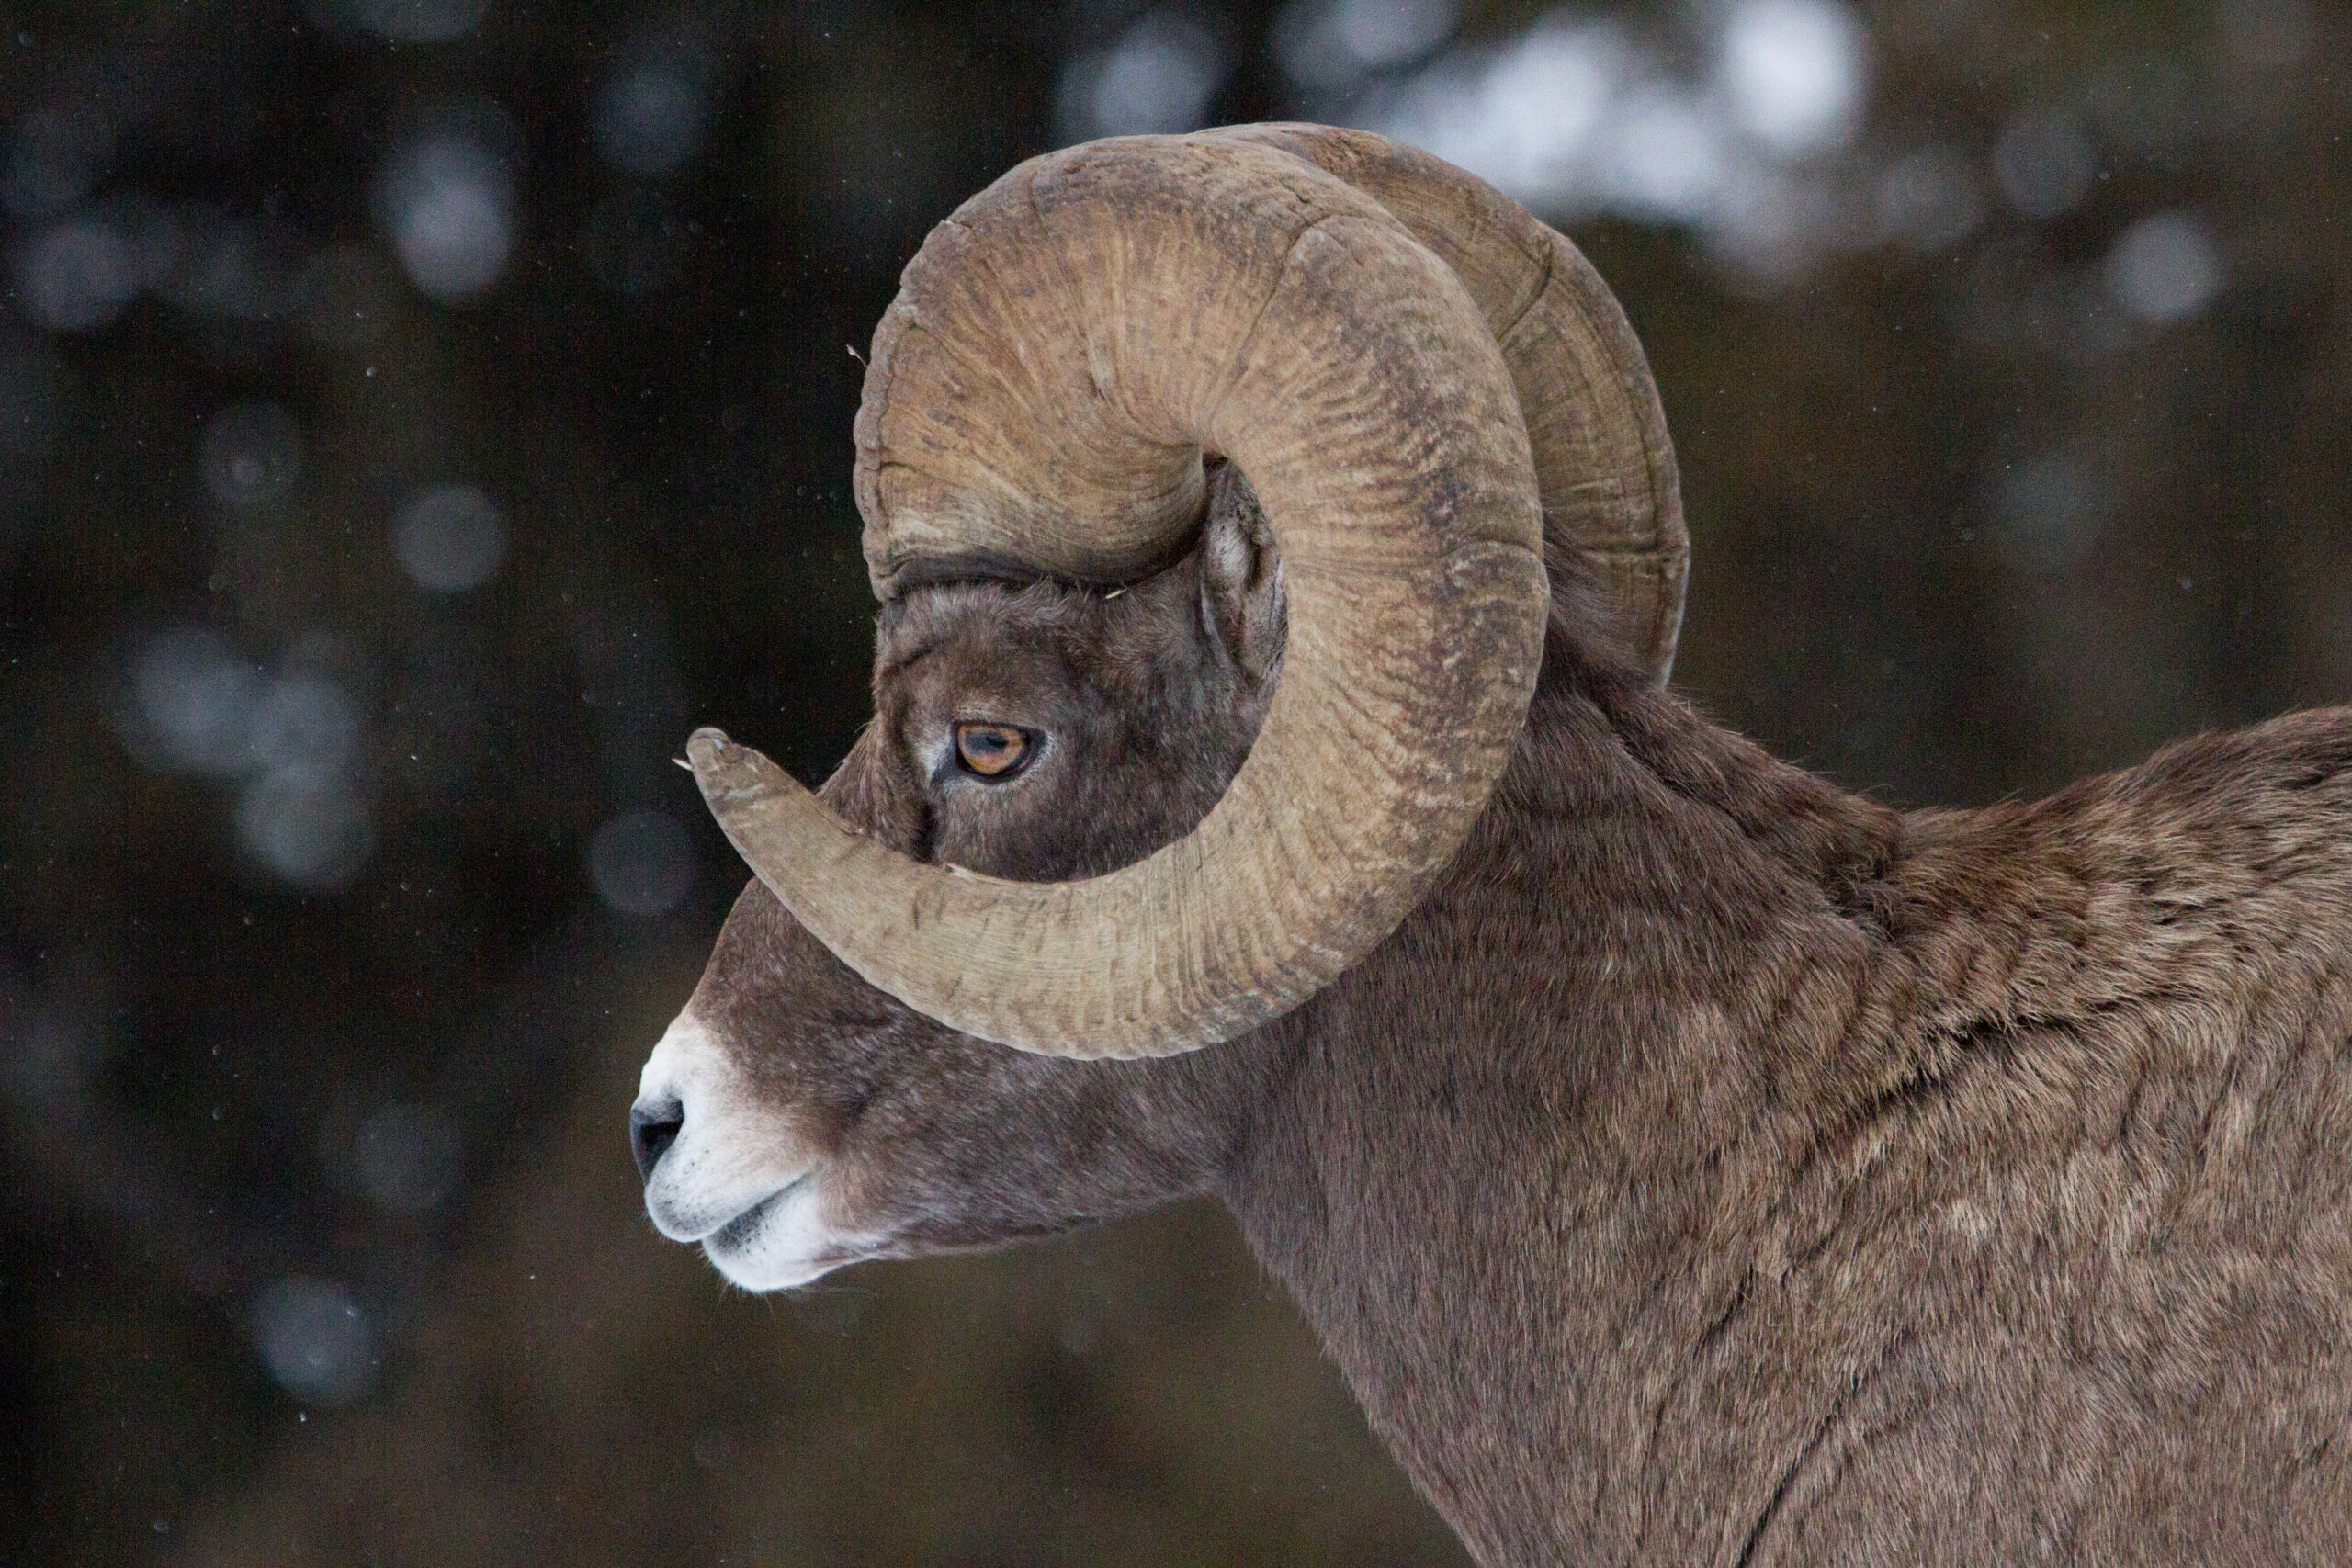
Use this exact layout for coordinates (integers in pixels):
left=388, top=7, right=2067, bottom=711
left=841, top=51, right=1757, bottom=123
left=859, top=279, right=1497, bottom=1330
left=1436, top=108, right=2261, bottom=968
left=634, top=128, right=2352, bottom=1567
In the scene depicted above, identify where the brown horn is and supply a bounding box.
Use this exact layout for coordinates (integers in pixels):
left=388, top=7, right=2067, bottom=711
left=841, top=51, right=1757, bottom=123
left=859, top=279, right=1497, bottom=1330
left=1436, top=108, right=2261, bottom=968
left=1201, top=123, right=1687, bottom=682
left=693, top=132, right=1547, bottom=1057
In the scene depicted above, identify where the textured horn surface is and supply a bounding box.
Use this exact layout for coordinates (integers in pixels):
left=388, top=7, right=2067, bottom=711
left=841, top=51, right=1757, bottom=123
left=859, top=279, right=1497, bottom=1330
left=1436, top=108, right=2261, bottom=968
left=699, top=132, right=1547, bottom=1057
left=1201, top=123, right=1687, bottom=683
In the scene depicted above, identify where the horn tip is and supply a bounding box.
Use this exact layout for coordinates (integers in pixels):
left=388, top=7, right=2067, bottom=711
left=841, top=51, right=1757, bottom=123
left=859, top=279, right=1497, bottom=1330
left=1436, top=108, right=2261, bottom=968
left=685, top=728, right=746, bottom=791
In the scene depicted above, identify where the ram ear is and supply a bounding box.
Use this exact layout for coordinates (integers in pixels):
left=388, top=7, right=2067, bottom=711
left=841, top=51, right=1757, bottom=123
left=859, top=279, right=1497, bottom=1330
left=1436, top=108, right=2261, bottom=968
left=1198, top=462, right=1287, bottom=685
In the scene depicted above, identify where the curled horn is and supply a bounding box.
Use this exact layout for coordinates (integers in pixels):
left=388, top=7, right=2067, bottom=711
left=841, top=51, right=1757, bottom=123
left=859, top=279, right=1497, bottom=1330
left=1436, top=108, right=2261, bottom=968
left=693, top=130, right=1647, bottom=1056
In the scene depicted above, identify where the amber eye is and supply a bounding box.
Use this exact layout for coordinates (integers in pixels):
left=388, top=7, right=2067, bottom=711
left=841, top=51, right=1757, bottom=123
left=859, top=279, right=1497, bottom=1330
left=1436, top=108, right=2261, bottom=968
left=954, top=722, right=1035, bottom=779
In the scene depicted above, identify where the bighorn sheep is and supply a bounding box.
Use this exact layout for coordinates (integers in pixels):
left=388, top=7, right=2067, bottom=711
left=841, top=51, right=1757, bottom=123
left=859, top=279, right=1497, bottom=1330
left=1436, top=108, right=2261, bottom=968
left=631, top=126, right=2352, bottom=1565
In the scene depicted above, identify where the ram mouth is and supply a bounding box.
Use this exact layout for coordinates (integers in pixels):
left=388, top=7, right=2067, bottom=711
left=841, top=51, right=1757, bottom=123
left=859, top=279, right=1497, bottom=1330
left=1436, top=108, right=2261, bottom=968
left=702, top=1170, right=816, bottom=1250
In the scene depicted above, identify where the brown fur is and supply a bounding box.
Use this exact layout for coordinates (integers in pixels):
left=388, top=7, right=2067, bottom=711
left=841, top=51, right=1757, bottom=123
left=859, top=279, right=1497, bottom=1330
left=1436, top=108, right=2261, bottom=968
left=679, top=469, right=2352, bottom=1565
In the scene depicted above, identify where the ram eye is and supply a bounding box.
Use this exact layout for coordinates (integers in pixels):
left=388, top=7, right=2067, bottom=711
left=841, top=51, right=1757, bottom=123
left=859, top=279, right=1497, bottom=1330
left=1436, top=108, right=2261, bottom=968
left=954, top=722, right=1035, bottom=779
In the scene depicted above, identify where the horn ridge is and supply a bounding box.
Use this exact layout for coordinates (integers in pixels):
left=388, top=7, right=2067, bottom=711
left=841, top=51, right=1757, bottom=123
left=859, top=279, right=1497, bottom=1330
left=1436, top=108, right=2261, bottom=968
left=1200, top=122, right=1688, bottom=682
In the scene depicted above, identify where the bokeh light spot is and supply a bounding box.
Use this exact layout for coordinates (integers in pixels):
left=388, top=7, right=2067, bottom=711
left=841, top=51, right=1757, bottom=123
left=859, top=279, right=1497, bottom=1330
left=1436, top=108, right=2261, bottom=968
left=590, top=809, right=695, bottom=917
left=1876, top=146, right=1983, bottom=253
left=593, top=53, right=712, bottom=176
left=393, top=481, right=508, bottom=593
left=374, top=129, right=516, bottom=305
left=123, top=626, right=379, bottom=890
left=130, top=626, right=262, bottom=777
left=1372, top=18, right=1629, bottom=213
left=236, top=773, right=375, bottom=890
left=1272, top=0, right=1459, bottom=93
left=1057, top=12, right=1228, bottom=142
left=2104, top=209, right=2223, bottom=324
left=247, top=672, right=362, bottom=790
left=251, top=1278, right=378, bottom=1406
left=199, top=400, right=304, bottom=511
left=1596, top=82, right=1725, bottom=223
left=1715, top=0, right=1870, bottom=158
left=15, top=213, right=139, bottom=333
left=1993, top=450, right=2114, bottom=573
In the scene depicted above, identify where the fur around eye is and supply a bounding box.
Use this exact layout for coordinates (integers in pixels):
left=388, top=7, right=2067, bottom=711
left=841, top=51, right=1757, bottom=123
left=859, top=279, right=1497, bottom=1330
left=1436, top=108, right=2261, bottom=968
left=954, top=722, right=1035, bottom=779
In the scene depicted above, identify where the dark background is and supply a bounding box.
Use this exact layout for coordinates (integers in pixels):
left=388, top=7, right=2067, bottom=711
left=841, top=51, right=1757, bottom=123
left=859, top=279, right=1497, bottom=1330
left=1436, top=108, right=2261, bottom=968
left=1, top=1, right=2344, bottom=1562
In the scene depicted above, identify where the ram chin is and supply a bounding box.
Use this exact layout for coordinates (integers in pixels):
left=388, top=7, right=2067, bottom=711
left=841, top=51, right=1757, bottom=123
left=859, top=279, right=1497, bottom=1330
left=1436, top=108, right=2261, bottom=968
left=698, top=1179, right=876, bottom=1292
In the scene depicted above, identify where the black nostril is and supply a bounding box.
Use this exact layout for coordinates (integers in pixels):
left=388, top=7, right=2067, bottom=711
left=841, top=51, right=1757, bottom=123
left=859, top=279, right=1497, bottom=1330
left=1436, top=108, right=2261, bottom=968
left=630, top=1098, right=684, bottom=1184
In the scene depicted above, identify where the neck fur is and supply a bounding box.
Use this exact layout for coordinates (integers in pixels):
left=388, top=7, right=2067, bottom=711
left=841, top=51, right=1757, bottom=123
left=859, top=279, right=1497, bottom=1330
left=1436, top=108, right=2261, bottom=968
left=1216, top=604, right=1907, bottom=1563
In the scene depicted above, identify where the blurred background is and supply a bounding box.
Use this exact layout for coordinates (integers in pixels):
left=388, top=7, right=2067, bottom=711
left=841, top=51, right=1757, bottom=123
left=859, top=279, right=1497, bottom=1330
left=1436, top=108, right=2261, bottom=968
left=1, top=0, right=2345, bottom=1562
